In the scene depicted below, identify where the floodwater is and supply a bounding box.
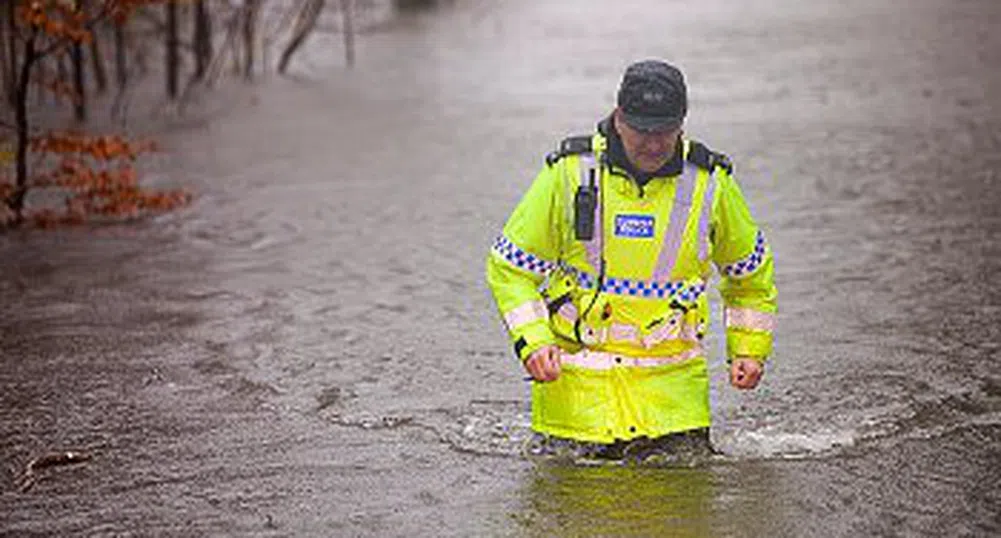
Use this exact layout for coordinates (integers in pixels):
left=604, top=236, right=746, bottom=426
left=3, top=0, right=1000, bottom=535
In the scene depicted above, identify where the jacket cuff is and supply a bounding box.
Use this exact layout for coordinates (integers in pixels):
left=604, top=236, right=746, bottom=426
left=512, top=321, right=557, bottom=361
left=726, top=328, right=772, bottom=362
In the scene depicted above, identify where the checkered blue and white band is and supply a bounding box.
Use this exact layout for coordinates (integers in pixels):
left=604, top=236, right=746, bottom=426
left=493, top=235, right=706, bottom=301
left=492, top=235, right=555, bottom=276
left=720, top=230, right=768, bottom=279
left=575, top=269, right=706, bottom=302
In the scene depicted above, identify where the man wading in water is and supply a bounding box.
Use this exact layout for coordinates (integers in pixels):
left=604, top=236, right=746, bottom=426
left=486, top=59, right=777, bottom=463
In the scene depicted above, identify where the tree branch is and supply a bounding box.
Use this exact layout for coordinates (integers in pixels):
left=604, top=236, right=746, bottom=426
left=34, top=2, right=114, bottom=59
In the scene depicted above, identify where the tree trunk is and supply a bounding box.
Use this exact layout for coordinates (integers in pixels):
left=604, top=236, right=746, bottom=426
left=90, top=27, right=108, bottom=94
left=114, top=21, right=127, bottom=92
left=0, top=3, right=12, bottom=109
left=12, top=30, right=38, bottom=226
left=205, top=9, right=240, bottom=85
left=71, top=46, right=86, bottom=121
left=4, top=0, right=19, bottom=109
left=56, top=51, right=68, bottom=104
left=111, top=18, right=128, bottom=120
left=166, top=0, right=179, bottom=98
left=35, top=52, right=50, bottom=105
left=278, top=0, right=324, bottom=75
left=341, top=0, right=354, bottom=68
left=72, top=1, right=87, bottom=121
left=193, top=0, right=212, bottom=81
left=242, top=0, right=261, bottom=80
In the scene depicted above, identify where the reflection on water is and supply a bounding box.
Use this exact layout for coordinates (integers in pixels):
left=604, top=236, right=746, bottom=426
left=518, top=464, right=716, bottom=538
left=514, top=459, right=790, bottom=538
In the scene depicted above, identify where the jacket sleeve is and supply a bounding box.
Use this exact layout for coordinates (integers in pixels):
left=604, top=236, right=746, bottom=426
left=485, top=162, right=567, bottom=361
left=711, top=169, right=777, bottom=362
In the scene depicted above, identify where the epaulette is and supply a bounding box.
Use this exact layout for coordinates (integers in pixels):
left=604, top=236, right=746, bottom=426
left=545, top=135, right=593, bottom=166
left=687, top=140, right=733, bottom=175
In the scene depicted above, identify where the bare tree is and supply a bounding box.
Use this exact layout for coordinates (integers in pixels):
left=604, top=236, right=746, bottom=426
left=193, top=0, right=211, bottom=81
left=278, top=0, right=324, bottom=74
left=341, top=0, right=354, bottom=68
left=71, top=0, right=87, bottom=122
left=203, top=6, right=241, bottom=86
left=111, top=17, right=127, bottom=120
left=242, top=0, right=262, bottom=80
left=166, top=0, right=178, bottom=98
left=0, top=2, right=13, bottom=108
left=113, top=18, right=127, bottom=91
left=90, top=23, right=108, bottom=94
left=10, top=23, right=38, bottom=224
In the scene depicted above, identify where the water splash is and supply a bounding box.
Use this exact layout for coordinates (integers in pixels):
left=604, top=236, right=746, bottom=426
left=720, top=427, right=857, bottom=460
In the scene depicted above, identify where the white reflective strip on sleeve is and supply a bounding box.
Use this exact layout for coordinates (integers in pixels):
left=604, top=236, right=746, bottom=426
left=555, top=302, right=578, bottom=324
left=608, top=323, right=638, bottom=343
left=579, top=325, right=609, bottom=346
left=560, top=347, right=703, bottom=371
left=503, top=300, right=549, bottom=332
left=724, top=307, right=776, bottom=332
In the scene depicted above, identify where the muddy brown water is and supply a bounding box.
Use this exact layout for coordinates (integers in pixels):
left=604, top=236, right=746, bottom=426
left=3, top=0, right=1001, bottom=536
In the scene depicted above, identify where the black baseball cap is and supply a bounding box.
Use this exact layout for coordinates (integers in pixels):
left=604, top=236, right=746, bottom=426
left=617, top=60, right=687, bottom=132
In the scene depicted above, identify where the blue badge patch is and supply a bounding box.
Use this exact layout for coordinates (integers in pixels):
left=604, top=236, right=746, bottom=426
left=614, top=214, right=655, bottom=238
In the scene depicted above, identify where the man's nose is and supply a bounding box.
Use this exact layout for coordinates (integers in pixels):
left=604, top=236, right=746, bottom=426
left=641, top=135, right=667, bottom=152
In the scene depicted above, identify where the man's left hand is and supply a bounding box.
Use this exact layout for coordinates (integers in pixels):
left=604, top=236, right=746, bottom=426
left=729, top=358, right=763, bottom=390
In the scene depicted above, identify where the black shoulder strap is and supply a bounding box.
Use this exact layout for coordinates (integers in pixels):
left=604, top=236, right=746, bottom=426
left=686, top=140, right=733, bottom=175
left=545, top=135, right=593, bottom=166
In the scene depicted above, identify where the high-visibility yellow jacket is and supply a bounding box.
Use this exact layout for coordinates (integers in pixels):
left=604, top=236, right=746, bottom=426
left=485, top=128, right=777, bottom=444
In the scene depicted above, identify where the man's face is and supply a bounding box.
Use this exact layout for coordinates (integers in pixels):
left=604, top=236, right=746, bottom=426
left=614, top=109, right=682, bottom=173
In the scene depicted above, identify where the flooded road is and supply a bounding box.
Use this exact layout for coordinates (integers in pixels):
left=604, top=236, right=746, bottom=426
left=3, top=0, right=1001, bottom=535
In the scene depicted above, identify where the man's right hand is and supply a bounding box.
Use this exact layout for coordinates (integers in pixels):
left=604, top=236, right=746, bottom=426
left=524, top=345, right=562, bottom=382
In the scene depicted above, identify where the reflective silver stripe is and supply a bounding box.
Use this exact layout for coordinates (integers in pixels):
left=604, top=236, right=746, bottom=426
left=697, top=168, right=717, bottom=261
left=641, top=313, right=699, bottom=348
left=555, top=301, right=578, bottom=324
left=555, top=304, right=644, bottom=345
left=503, top=300, right=548, bottom=331
left=578, top=153, right=602, bottom=273
left=560, top=347, right=703, bottom=370
left=724, top=307, right=776, bottom=331
left=652, top=163, right=697, bottom=282
left=608, top=323, right=638, bottom=342
left=579, top=326, right=608, bottom=346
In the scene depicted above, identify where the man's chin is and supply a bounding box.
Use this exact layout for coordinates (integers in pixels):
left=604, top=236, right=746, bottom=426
left=636, top=161, right=667, bottom=174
